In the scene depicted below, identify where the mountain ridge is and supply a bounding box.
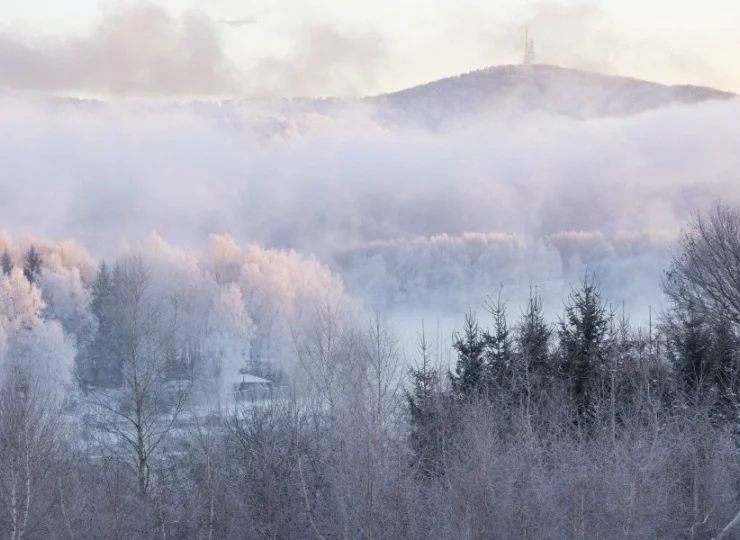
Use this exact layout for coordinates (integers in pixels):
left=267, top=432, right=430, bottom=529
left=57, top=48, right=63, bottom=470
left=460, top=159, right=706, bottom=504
left=376, top=64, right=735, bottom=100
left=2, top=64, right=735, bottom=137
left=367, top=64, right=736, bottom=130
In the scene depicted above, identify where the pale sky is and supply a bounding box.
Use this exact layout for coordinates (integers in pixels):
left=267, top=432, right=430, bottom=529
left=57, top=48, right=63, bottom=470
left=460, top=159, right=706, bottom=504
left=1, top=0, right=738, bottom=97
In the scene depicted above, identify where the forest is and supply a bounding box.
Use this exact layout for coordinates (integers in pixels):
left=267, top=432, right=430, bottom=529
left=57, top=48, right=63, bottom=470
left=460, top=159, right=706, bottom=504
left=2, top=202, right=740, bottom=540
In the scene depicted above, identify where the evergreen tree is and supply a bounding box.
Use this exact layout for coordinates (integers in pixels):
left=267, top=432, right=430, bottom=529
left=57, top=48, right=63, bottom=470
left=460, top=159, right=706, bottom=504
left=601, top=309, right=642, bottom=440
left=451, top=310, right=487, bottom=400
left=88, top=261, right=118, bottom=387
left=516, top=289, right=552, bottom=411
left=482, top=292, right=513, bottom=391
left=22, top=246, right=42, bottom=283
left=91, top=261, right=113, bottom=320
left=664, top=303, right=740, bottom=415
left=667, top=306, right=713, bottom=404
left=1, top=250, right=13, bottom=276
left=558, top=274, right=611, bottom=421
left=406, top=326, right=452, bottom=477
left=517, top=289, right=551, bottom=376
left=709, top=319, right=739, bottom=420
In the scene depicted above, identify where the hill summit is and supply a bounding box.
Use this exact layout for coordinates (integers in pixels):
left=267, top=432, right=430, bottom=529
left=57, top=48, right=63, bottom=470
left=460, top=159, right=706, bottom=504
left=369, top=64, right=736, bottom=129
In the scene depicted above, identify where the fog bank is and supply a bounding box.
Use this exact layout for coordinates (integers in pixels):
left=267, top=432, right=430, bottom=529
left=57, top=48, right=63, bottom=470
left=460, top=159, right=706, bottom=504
left=1, top=94, right=739, bottom=324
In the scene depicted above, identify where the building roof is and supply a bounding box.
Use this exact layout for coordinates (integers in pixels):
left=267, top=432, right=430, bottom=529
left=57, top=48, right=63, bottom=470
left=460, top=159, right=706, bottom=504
left=238, top=373, right=271, bottom=385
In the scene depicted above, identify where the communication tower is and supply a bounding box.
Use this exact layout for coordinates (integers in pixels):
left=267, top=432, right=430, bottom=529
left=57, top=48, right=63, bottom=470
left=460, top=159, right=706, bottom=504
left=523, top=27, right=536, bottom=66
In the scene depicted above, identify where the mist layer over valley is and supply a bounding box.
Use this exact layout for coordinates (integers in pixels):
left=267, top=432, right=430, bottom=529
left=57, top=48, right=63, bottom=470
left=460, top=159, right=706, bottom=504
left=3, top=66, right=739, bottom=326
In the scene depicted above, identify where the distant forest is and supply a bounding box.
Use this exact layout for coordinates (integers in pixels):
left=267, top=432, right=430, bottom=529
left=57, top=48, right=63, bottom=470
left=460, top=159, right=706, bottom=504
left=3, top=204, right=740, bottom=539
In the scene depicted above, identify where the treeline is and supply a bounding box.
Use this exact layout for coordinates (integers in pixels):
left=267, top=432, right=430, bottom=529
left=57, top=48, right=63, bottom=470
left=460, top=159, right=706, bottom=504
left=401, top=205, right=740, bottom=540
left=406, top=277, right=739, bottom=539
left=336, top=229, right=666, bottom=311
left=3, top=205, right=740, bottom=539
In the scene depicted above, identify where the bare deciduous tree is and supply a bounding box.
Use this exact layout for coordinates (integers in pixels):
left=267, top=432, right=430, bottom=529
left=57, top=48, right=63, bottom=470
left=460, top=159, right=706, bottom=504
left=663, top=203, right=740, bottom=328
left=359, top=309, right=403, bottom=432
left=0, top=362, right=62, bottom=540
left=291, top=294, right=356, bottom=413
left=84, top=256, right=190, bottom=499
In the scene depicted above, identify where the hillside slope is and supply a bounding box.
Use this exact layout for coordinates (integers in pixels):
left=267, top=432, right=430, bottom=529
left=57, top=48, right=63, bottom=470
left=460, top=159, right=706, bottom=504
left=369, top=64, right=736, bottom=130
left=7, top=64, right=735, bottom=137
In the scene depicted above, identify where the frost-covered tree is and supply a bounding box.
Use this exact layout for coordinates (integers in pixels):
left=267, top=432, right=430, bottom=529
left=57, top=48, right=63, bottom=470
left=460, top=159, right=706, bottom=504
left=516, top=288, right=553, bottom=415
left=0, top=352, right=65, bottom=540
left=451, top=310, right=487, bottom=400
left=88, top=261, right=117, bottom=387
left=0, top=265, right=75, bottom=540
left=203, top=283, right=254, bottom=408
left=37, top=267, right=97, bottom=358
left=291, top=291, right=356, bottom=412
left=407, top=325, right=453, bottom=478
left=0, top=268, right=47, bottom=350
left=359, top=310, right=403, bottom=431
left=663, top=203, right=740, bottom=329
left=84, top=255, right=190, bottom=497
left=482, top=292, right=513, bottom=393
left=558, top=274, right=611, bottom=422
left=22, top=246, right=42, bottom=284
left=1, top=251, right=12, bottom=276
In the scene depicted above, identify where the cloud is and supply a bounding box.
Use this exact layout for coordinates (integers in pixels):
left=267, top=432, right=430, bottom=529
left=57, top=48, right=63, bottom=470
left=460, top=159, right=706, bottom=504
left=0, top=4, right=240, bottom=97
left=503, top=2, right=632, bottom=72
left=249, top=24, right=388, bottom=98
left=0, top=4, right=388, bottom=98
left=444, top=2, right=734, bottom=93
left=519, top=2, right=722, bottom=86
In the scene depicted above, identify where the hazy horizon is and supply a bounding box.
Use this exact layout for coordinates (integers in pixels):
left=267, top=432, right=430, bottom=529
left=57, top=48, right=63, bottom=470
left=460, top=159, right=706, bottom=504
left=1, top=1, right=739, bottom=99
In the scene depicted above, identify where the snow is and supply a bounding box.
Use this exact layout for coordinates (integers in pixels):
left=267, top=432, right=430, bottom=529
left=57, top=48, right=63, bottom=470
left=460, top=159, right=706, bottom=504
left=237, top=374, right=271, bottom=385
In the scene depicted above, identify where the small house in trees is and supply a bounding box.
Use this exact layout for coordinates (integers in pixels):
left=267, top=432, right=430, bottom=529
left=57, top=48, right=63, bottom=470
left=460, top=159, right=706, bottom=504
left=231, top=369, right=273, bottom=402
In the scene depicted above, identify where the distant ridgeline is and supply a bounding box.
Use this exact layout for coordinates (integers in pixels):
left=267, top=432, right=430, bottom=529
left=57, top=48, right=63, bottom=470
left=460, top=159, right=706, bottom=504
left=4, top=64, right=734, bottom=137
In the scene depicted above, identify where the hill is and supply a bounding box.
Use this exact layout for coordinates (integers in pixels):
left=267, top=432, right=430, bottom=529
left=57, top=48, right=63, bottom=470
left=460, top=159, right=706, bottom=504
left=368, top=64, right=736, bottom=130
left=4, top=65, right=735, bottom=137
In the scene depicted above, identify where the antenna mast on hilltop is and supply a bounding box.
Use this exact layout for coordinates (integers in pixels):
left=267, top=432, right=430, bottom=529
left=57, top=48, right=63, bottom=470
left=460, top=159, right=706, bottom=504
left=523, top=27, right=536, bottom=66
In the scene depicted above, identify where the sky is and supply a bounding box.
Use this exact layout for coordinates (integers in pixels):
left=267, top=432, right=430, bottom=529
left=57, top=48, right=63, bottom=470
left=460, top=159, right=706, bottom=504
left=0, top=0, right=738, bottom=97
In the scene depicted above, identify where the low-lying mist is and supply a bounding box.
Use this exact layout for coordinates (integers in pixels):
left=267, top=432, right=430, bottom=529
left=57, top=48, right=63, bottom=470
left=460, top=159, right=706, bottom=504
left=1, top=93, right=739, bottom=332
